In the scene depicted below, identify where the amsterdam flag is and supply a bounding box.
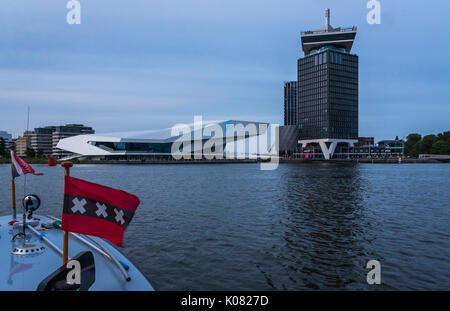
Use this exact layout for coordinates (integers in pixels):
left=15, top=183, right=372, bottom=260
left=61, top=176, right=140, bottom=247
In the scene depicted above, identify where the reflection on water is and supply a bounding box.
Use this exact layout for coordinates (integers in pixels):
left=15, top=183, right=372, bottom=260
left=268, top=164, right=371, bottom=289
left=0, top=163, right=449, bottom=290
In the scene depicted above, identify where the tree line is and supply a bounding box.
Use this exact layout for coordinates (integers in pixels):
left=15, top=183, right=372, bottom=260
left=404, top=131, right=450, bottom=157
left=0, top=138, right=7, bottom=158
left=0, top=138, right=38, bottom=158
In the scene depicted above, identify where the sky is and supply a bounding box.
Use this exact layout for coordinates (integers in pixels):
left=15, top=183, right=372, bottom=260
left=0, top=0, right=449, bottom=141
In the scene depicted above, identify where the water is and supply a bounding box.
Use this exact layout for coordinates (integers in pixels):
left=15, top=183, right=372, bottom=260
left=1, top=163, right=449, bottom=290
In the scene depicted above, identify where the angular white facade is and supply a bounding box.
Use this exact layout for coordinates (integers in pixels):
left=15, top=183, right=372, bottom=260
left=56, top=120, right=275, bottom=160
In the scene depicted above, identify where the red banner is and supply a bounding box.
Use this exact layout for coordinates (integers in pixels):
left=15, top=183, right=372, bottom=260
left=61, top=176, right=140, bottom=247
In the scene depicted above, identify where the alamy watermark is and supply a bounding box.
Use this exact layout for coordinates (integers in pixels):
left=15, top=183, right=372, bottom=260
left=67, top=2, right=380, bottom=26
left=66, top=259, right=81, bottom=285
left=367, top=0, right=381, bottom=25
left=66, top=0, right=81, bottom=25
left=366, top=260, right=381, bottom=285
left=170, top=116, right=279, bottom=170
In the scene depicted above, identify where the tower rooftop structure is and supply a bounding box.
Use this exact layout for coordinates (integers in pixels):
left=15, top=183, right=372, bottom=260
left=301, top=8, right=357, bottom=56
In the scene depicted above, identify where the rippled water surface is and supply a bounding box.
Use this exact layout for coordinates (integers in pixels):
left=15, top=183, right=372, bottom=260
left=1, top=163, right=449, bottom=290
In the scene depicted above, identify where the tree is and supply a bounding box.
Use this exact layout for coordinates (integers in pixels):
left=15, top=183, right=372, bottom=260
left=437, top=131, right=450, bottom=142
left=404, top=133, right=422, bottom=157
left=431, top=140, right=446, bottom=154
left=420, top=134, right=436, bottom=154
left=0, top=138, right=5, bottom=157
left=26, top=148, right=35, bottom=158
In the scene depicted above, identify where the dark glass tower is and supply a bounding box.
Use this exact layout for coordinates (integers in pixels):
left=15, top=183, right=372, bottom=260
left=284, top=81, right=298, bottom=126
left=298, top=9, right=358, bottom=140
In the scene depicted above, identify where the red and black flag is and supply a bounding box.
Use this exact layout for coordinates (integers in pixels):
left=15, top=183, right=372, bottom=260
left=61, top=176, right=140, bottom=247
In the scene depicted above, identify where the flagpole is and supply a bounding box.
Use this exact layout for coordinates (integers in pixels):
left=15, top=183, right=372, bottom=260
left=61, top=162, right=73, bottom=265
left=23, top=106, right=30, bottom=197
left=10, top=146, right=16, bottom=219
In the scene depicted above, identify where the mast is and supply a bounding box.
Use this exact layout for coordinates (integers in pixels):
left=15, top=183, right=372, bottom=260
left=23, top=106, right=30, bottom=196
left=325, top=8, right=330, bottom=28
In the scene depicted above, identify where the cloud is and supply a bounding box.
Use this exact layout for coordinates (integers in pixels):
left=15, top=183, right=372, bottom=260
left=0, top=0, right=449, bottom=141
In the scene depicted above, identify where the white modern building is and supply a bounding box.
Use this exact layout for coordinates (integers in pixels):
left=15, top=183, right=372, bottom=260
left=52, top=124, right=94, bottom=158
left=56, top=120, right=278, bottom=161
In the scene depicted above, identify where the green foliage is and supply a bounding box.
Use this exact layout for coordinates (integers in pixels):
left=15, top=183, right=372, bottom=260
left=404, top=133, right=421, bottom=157
left=404, top=131, right=450, bottom=156
left=0, top=138, right=5, bottom=157
left=437, top=131, right=450, bottom=141
left=25, top=148, right=36, bottom=158
left=420, top=135, right=436, bottom=154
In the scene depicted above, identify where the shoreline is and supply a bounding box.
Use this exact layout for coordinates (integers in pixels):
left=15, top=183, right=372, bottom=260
left=1, top=158, right=449, bottom=165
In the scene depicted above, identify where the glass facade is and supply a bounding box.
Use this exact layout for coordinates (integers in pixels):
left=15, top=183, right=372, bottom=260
left=91, top=141, right=173, bottom=154
left=297, top=49, right=358, bottom=140
left=284, top=81, right=298, bottom=126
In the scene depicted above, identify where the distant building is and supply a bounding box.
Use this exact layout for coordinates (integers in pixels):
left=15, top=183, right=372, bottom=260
left=297, top=9, right=358, bottom=159
left=355, top=137, right=374, bottom=147
left=419, top=154, right=450, bottom=160
left=52, top=124, right=95, bottom=158
left=0, top=131, right=12, bottom=155
left=15, top=131, right=34, bottom=157
left=279, top=125, right=301, bottom=157
left=377, top=139, right=404, bottom=156
left=8, top=139, right=16, bottom=150
left=0, top=131, right=12, bottom=142
left=31, top=126, right=57, bottom=158
left=284, top=81, right=298, bottom=126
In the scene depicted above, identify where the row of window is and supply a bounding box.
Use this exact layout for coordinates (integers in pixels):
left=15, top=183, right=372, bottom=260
left=329, top=81, right=358, bottom=90
left=300, top=70, right=327, bottom=79
left=329, top=94, right=358, bottom=103
left=329, top=88, right=358, bottom=96
left=299, top=85, right=328, bottom=96
left=329, top=70, right=358, bottom=80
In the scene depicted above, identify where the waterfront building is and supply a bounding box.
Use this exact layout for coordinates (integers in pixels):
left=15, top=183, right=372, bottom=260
left=284, top=81, right=298, bottom=126
left=0, top=132, right=10, bottom=156
left=52, top=124, right=95, bottom=158
left=56, top=120, right=271, bottom=161
left=355, top=137, right=374, bottom=147
left=0, top=131, right=12, bottom=142
left=419, top=154, right=450, bottom=160
left=31, top=126, right=56, bottom=157
left=293, top=138, right=404, bottom=159
left=0, top=131, right=12, bottom=156
left=8, top=139, right=16, bottom=151
left=297, top=9, right=358, bottom=159
left=15, top=131, right=34, bottom=157
left=279, top=125, right=301, bottom=157
left=377, top=139, right=404, bottom=156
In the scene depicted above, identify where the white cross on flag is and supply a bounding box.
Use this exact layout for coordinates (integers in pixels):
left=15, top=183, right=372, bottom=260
left=62, top=176, right=140, bottom=247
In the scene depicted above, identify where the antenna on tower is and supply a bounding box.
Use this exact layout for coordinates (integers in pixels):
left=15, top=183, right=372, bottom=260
left=323, top=8, right=333, bottom=31
left=325, top=8, right=330, bottom=27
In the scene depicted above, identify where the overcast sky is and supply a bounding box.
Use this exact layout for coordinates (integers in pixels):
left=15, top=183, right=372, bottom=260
left=1, top=0, right=449, bottom=140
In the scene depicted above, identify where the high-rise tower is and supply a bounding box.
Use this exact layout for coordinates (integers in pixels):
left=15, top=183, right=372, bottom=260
left=297, top=9, right=358, bottom=159
left=284, top=81, right=298, bottom=126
